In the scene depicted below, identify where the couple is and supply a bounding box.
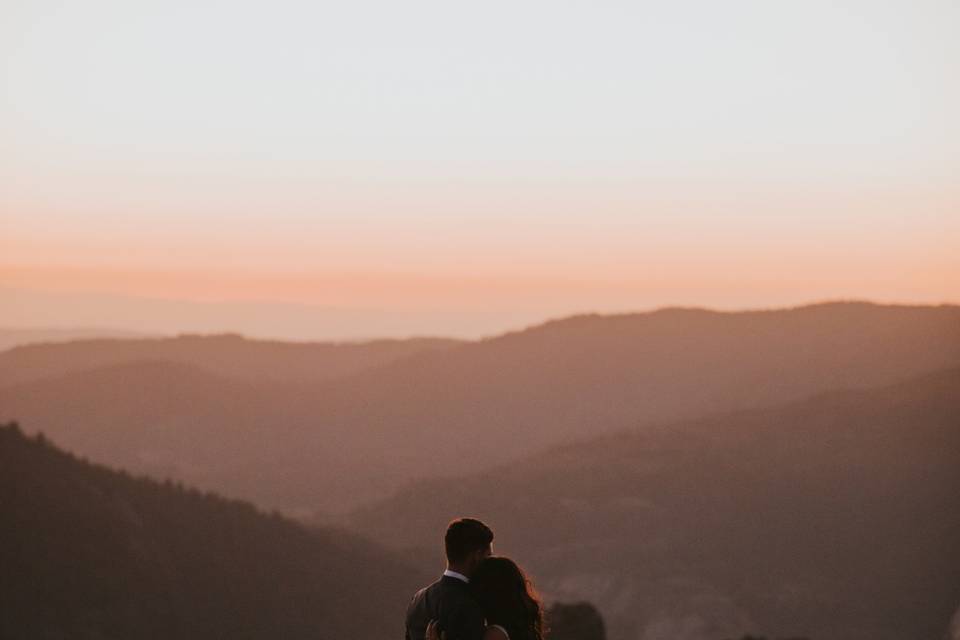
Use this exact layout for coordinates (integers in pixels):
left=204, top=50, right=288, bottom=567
left=405, top=518, right=544, bottom=640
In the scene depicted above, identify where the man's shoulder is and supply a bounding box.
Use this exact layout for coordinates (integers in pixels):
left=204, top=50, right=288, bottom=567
left=411, top=576, right=478, bottom=607
left=412, top=577, right=445, bottom=598
left=407, top=576, right=484, bottom=640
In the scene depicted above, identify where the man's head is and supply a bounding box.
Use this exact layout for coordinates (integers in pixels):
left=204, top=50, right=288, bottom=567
left=444, top=517, right=493, bottom=577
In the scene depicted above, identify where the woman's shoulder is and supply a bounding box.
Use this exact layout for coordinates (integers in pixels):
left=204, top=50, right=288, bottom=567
left=484, top=624, right=510, bottom=640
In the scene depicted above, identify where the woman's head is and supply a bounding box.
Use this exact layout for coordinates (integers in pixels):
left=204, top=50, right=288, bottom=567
left=471, top=556, right=544, bottom=640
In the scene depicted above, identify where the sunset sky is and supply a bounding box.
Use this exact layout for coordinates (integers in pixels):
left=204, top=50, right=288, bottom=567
left=2, top=0, right=958, bottom=339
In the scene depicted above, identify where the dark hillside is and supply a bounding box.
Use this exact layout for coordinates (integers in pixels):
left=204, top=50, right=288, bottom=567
left=0, top=422, right=426, bottom=640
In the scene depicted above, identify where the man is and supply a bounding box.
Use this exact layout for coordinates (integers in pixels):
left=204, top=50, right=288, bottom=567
left=405, top=518, right=493, bottom=640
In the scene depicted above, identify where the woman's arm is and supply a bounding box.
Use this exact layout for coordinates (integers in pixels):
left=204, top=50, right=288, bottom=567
left=483, top=625, right=509, bottom=640
left=426, top=620, right=445, bottom=640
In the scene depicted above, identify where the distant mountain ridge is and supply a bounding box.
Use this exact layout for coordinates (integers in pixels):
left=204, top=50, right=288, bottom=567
left=0, top=332, right=463, bottom=387
left=0, top=421, right=427, bottom=640
left=349, top=366, right=960, bottom=640
left=1, top=301, right=958, bottom=514
left=0, top=327, right=162, bottom=352
left=0, top=284, right=536, bottom=342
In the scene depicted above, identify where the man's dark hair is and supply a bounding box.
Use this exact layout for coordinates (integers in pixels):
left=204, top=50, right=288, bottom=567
left=445, top=518, right=493, bottom=563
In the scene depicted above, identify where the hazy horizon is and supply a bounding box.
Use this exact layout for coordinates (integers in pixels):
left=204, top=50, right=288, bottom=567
left=3, top=288, right=958, bottom=342
left=3, top=0, right=958, bottom=339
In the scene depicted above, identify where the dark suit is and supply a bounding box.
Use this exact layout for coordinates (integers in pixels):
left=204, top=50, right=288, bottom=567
left=405, top=575, right=486, bottom=640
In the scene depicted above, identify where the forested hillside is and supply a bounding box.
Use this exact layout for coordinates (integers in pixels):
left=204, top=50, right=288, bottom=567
left=0, top=421, right=426, bottom=640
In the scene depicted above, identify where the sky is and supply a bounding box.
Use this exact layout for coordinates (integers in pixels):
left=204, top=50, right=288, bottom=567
left=2, top=0, right=958, bottom=339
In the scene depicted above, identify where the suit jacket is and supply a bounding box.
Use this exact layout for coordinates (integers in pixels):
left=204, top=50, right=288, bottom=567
left=405, top=575, right=485, bottom=640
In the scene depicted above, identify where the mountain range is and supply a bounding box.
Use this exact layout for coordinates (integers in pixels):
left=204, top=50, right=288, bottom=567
left=1, top=302, right=958, bottom=515
left=0, top=327, right=161, bottom=353
left=1, top=300, right=958, bottom=640
left=0, top=331, right=461, bottom=387
left=349, top=368, right=960, bottom=640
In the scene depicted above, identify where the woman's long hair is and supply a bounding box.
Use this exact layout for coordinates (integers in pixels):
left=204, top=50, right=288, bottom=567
left=470, top=556, right=545, bottom=640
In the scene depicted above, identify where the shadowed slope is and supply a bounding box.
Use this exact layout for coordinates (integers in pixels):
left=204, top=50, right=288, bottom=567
left=0, top=359, right=320, bottom=511
left=350, top=368, right=960, bottom=640
left=0, top=422, right=427, bottom=640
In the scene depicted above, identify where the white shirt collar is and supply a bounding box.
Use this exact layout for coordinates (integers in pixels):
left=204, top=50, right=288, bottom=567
left=443, top=569, right=469, bottom=584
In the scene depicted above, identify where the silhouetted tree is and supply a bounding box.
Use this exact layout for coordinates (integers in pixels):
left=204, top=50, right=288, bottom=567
left=546, top=602, right=605, bottom=640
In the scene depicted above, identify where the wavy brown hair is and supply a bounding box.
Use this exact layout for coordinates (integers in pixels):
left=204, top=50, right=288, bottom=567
left=470, top=556, right=545, bottom=640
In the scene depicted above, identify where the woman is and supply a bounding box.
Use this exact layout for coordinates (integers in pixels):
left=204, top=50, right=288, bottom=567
left=427, top=556, right=545, bottom=640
